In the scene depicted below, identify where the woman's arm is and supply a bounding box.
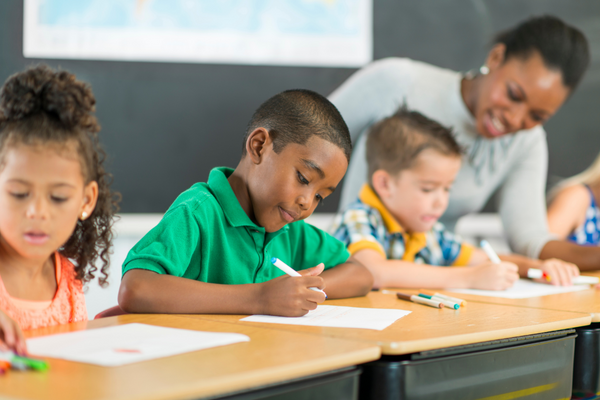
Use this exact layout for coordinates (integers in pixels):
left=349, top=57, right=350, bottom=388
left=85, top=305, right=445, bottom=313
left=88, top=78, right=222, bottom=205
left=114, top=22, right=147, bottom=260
left=539, top=240, right=600, bottom=271
left=329, top=59, right=415, bottom=209
left=496, top=129, right=554, bottom=258
left=329, top=59, right=409, bottom=143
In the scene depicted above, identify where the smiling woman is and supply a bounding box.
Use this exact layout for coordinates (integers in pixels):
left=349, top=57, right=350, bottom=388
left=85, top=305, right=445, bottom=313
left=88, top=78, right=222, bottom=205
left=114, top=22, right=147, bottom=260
left=331, top=15, right=600, bottom=269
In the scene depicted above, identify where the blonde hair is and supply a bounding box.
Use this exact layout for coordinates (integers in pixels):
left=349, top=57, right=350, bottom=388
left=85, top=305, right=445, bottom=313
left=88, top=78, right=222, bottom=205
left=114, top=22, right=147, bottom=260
left=549, top=152, right=600, bottom=201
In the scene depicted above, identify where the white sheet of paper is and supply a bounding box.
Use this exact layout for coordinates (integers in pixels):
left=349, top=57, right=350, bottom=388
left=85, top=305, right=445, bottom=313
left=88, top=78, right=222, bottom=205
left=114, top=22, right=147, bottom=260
left=27, top=323, right=250, bottom=367
left=241, top=305, right=410, bottom=331
left=447, top=279, right=590, bottom=299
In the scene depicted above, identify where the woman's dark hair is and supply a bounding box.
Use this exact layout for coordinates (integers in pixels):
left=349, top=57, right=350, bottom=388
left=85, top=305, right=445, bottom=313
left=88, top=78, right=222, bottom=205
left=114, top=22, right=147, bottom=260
left=494, top=15, right=590, bottom=90
left=0, top=64, right=120, bottom=287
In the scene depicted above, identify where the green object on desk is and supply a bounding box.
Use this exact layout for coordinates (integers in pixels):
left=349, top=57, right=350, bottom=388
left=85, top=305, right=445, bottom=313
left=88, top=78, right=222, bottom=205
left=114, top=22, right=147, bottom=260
left=12, top=355, right=49, bottom=371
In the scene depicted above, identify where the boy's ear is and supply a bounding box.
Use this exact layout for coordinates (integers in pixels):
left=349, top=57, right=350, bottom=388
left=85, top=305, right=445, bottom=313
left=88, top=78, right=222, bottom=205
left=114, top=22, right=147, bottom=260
left=245, top=127, right=272, bottom=164
left=371, top=169, right=392, bottom=199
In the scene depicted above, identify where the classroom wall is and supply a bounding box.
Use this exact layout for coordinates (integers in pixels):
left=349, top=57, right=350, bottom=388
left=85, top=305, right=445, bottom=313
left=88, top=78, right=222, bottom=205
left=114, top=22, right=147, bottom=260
left=1, top=0, right=599, bottom=213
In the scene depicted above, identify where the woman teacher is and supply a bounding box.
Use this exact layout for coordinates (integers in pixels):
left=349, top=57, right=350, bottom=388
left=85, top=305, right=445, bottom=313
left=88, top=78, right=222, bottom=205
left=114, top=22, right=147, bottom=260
left=331, top=16, right=599, bottom=270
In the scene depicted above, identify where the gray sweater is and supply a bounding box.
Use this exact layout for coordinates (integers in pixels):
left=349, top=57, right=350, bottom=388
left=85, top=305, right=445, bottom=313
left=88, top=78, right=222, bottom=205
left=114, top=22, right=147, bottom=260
left=330, top=57, right=554, bottom=258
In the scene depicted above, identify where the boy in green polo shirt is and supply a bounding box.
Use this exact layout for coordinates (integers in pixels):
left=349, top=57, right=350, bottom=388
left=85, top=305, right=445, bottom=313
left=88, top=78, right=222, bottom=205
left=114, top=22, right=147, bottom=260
left=119, top=89, right=373, bottom=317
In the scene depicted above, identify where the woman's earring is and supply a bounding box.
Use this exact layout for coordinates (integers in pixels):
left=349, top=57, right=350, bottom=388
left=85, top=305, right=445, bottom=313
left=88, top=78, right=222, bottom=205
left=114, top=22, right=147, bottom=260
left=81, top=211, right=88, bottom=220
left=479, top=65, right=490, bottom=75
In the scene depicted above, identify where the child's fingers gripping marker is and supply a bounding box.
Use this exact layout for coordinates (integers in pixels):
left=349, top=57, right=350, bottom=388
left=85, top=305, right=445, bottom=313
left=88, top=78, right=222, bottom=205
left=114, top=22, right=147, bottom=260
left=271, top=258, right=327, bottom=299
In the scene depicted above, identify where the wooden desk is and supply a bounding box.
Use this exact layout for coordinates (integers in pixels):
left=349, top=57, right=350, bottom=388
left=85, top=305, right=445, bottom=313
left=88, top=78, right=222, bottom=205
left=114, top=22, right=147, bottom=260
left=1, top=314, right=380, bottom=400
left=423, top=273, right=600, bottom=322
left=180, top=291, right=591, bottom=355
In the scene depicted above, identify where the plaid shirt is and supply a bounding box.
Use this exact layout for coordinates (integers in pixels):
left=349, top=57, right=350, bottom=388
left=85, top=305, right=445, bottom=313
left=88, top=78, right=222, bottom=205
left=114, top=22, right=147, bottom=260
left=331, top=185, right=472, bottom=266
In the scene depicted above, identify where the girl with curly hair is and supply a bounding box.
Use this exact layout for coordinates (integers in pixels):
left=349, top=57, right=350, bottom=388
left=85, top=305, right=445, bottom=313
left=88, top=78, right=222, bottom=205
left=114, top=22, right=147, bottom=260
left=0, top=65, right=119, bottom=353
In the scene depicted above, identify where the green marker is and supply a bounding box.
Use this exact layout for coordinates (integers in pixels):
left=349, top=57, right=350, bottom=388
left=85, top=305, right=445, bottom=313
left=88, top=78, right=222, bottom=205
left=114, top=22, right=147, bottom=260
left=418, top=294, right=460, bottom=310
left=12, top=355, right=49, bottom=371
left=0, top=351, right=49, bottom=372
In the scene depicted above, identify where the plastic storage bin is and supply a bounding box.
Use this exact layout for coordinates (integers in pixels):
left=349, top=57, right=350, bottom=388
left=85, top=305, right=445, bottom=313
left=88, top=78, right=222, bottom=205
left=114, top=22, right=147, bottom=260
left=360, top=330, right=576, bottom=400
left=572, top=323, right=600, bottom=400
left=217, top=367, right=360, bottom=400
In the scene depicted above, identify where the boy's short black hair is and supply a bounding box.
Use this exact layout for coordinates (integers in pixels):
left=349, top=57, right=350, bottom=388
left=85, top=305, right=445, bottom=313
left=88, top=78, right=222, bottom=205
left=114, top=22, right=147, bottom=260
left=366, top=106, right=462, bottom=184
left=242, top=89, right=352, bottom=162
left=494, top=15, right=590, bottom=90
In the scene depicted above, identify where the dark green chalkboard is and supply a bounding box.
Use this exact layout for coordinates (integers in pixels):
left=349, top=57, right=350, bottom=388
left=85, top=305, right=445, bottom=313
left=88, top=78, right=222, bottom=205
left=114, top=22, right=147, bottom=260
left=1, top=0, right=598, bottom=212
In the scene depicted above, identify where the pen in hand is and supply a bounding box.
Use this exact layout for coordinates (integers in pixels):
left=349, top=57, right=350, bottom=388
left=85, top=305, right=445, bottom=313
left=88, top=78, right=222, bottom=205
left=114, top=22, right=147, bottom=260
left=271, top=257, right=328, bottom=299
left=480, top=240, right=501, bottom=264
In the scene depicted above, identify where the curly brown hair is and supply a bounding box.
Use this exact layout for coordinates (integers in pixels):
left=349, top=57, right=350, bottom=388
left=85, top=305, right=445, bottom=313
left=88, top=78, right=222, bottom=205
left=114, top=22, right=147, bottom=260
left=0, top=64, right=120, bottom=287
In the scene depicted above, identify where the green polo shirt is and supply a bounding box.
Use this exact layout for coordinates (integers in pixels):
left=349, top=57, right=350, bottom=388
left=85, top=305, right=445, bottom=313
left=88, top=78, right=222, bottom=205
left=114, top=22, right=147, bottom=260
left=122, top=167, right=350, bottom=284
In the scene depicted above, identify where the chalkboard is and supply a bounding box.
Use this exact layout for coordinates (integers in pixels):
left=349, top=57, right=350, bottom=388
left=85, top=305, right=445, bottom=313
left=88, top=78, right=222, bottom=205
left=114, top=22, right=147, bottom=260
left=0, top=0, right=599, bottom=213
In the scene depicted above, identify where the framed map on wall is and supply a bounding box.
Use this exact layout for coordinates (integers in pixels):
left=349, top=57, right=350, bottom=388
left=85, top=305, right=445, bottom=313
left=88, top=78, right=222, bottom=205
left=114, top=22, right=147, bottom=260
left=23, top=0, right=372, bottom=67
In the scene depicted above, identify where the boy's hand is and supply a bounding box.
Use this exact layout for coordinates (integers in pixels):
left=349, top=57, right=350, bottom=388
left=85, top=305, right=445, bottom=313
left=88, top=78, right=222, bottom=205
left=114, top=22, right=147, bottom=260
left=0, top=309, right=26, bottom=355
left=297, top=263, right=325, bottom=277
left=535, top=258, right=579, bottom=286
left=470, top=261, right=519, bottom=290
left=257, top=263, right=326, bottom=317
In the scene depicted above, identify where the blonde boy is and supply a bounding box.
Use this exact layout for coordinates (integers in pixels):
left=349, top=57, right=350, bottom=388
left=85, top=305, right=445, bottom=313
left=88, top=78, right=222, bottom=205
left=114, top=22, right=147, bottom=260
left=332, top=108, right=578, bottom=289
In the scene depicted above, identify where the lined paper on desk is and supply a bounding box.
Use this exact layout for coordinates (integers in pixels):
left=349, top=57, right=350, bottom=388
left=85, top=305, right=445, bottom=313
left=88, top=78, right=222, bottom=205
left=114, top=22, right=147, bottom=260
left=241, top=305, right=410, bottom=330
left=27, top=323, right=250, bottom=366
left=447, top=279, right=590, bottom=299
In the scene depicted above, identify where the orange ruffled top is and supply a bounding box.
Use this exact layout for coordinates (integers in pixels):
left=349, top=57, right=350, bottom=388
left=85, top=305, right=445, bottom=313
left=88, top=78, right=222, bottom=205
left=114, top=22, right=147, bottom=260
left=0, top=253, right=87, bottom=330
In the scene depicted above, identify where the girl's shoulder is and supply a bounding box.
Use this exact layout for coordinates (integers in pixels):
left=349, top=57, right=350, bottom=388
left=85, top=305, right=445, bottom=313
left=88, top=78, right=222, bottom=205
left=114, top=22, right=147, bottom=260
left=549, top=184, right=591, bottom=220
left=553, top=184, right=590, bottom=204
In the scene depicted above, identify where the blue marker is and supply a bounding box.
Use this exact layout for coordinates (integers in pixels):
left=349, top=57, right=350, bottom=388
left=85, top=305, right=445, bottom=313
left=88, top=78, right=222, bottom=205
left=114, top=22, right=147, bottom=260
left=271, top=257, right=327, bottom=299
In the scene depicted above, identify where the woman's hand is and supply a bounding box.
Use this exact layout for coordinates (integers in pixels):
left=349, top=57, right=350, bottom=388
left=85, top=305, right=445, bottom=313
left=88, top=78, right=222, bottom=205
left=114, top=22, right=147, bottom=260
left=536, top=258, right=579, bottom=286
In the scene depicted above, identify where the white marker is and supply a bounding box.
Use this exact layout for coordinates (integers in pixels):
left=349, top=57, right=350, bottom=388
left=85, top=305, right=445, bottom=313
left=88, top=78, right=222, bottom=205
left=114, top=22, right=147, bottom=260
left=271, top=257, right=327, bottom=298
left=480, top=240, right=501, bottom=264
left=572, top=275, right=600, bottom=285
left=527, top=268, right=551, bottom=282
left=528, top=268, right=598, bottom=285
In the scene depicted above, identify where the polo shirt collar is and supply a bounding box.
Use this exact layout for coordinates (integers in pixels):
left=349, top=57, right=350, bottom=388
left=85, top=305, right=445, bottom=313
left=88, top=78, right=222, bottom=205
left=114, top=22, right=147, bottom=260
left=208, top=167, right=260, bottom=229
left=207, top=167, right=290, bottom=236
left=358, top=184, right=428, bottom=261
left=359, top=184, right=404, bottom=234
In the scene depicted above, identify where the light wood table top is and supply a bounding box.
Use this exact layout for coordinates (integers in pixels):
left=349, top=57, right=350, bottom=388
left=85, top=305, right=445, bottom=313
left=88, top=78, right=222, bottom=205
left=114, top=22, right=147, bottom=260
left=417, top=271, right=600, bottom=322
left=1, top=314, right=380, bottom=400
left=180, top=291, right=591, bottom=355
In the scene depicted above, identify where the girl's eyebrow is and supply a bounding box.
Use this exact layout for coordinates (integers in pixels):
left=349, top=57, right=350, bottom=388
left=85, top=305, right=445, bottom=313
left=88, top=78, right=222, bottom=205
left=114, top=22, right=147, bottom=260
left=7, top=178, right=30, bottom=185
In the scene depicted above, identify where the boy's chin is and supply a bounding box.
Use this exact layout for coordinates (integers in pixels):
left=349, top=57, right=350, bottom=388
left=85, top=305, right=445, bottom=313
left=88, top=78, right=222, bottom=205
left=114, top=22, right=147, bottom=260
left=409, top=221, right=435, bottom=233
left=256, top=216, right=287, bottom=233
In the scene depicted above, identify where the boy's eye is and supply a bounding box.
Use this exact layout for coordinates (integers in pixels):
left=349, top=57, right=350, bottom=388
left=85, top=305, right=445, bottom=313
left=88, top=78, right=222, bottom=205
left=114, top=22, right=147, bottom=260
left=297, top=171, right=309, bottom=185
left=316, top=194, right=324, bottom=204
left=421, top=188, right=434, bottom=193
